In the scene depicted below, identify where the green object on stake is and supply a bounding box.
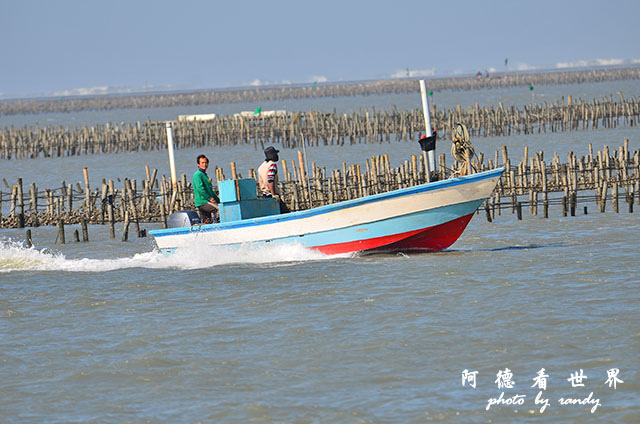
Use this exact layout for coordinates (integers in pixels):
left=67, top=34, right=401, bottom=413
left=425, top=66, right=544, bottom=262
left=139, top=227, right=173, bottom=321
left=529, top=84, right=535, bottom=106
left=428, top=90, right=433, bottom=96
left=254, top=106, right=262, bottom=115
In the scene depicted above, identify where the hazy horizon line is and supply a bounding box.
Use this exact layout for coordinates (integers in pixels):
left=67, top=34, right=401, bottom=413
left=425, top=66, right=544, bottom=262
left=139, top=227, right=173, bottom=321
left=2, top=57, right=639, bottom=102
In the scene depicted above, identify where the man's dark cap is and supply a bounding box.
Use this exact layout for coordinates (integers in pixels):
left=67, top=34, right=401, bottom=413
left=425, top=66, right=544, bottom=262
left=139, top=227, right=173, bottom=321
left=264, top=146, right=279, bottom=155
left=264, top=146, right=280, bottom=159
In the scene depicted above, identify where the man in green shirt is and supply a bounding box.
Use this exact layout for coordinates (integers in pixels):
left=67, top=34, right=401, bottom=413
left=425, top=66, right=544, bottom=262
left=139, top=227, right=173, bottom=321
left=193, top=154, right=219, bottom=223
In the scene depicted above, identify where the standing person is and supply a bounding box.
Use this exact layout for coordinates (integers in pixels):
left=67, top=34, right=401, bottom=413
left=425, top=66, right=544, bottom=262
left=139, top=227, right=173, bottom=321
left=258, top=146, right=279, bottom=197
left=192, top=154, right=219, bottom=223
left=258, top=146, right=289, bottom=213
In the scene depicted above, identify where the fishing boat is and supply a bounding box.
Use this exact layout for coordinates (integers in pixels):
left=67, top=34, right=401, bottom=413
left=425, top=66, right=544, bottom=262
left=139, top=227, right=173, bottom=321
left=150, top=80, right=502, bottom=255
left=149, top=167, right=504, bottom=255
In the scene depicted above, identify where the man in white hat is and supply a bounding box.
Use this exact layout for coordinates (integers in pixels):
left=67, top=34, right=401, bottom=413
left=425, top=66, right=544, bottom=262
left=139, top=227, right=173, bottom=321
left=258, top=146, right=280, bottom=197
left=258, top=146, right=289, bottom=213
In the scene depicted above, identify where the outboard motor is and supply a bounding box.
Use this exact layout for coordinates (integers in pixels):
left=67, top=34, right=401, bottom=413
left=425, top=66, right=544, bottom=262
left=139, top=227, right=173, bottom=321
left=167, top=210, right=201, bottom=228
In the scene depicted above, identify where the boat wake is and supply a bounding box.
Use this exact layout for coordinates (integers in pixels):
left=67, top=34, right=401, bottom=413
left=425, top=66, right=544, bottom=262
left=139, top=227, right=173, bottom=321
left=0, top=238, right=346, bottom=273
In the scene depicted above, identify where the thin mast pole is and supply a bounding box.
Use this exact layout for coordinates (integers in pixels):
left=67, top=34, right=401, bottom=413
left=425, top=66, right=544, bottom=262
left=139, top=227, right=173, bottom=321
left=165, top=122, right=177, bottom=188
left=419, top=80, right=435, bottom=181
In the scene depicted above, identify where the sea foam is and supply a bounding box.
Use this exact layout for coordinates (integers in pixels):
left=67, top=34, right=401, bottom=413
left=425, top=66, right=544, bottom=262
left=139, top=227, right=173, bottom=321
left=0, top=238, right=344, bottom=273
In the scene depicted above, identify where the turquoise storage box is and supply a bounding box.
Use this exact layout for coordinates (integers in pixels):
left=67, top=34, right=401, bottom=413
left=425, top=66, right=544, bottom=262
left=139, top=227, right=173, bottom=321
left=218, top=178, right=258, bottom=202
left=218, top=178, right=280, bottom=223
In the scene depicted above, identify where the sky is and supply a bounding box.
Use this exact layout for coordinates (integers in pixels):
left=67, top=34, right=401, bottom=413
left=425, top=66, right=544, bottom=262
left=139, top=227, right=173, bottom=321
left=1, top=0, right=639, bottom=99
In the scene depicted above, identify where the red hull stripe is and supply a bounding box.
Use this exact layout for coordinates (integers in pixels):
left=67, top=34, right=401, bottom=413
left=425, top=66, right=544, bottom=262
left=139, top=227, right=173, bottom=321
left=312, top=213, right=475, bottom=255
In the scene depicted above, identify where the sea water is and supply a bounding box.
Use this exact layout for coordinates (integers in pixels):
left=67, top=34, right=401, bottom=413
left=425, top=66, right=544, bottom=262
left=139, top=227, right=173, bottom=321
left=1, top=82, right=639, bottom=422
left=2, top=211, right=638, bottom=422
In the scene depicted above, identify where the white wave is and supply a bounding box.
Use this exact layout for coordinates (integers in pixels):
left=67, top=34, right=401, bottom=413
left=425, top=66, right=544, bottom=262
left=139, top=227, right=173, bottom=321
left=390, top=68, right=436, bottom=78
left=49, top=83, right=186, bottom=98
left=556, top=57, right=640, bottom=68
left=512, top=57, right=640, bottom=73
left=0, top=238, right=343, bottom=273
left=52, top=86, right=112, bottom=97
left=514, top=63, right=539, bottom=71
left=248, top=76, right=328, bottom=87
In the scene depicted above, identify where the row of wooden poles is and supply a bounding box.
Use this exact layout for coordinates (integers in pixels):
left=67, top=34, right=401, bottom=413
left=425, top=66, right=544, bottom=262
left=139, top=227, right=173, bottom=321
left=1, top=141, right=638, bottom=240
left=2, top=94, right=639, bottom=160
left=2, top=67, right=639, bottom=116
left=480, top=139, right=639, bottom=222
